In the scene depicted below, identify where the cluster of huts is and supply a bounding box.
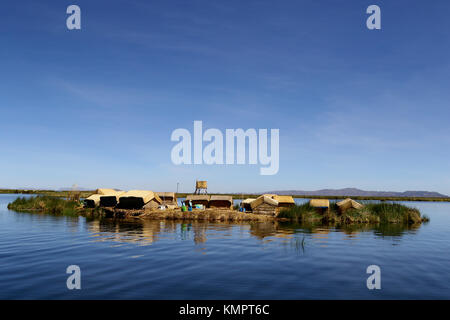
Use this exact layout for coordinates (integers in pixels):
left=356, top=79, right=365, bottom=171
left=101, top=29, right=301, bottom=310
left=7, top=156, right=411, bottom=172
left=240, top=194, right=296, bottom=216
left=183, top=195, right=234, bottom=209
left=84, top=189, right=178, bottom=210
left=84, top=188, right=364, bottom=217
left=241, top=196, right=364, bottom=216
left=309, top=198, right=364, bottom=213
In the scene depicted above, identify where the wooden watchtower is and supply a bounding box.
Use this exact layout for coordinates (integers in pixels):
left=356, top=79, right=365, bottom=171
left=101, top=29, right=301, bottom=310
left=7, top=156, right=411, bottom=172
left=194, top=180, right=208, bottom=194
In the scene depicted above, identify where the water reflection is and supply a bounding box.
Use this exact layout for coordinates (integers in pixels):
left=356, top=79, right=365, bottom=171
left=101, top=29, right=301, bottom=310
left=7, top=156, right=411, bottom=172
left=86, top=218, right=422, bottom=246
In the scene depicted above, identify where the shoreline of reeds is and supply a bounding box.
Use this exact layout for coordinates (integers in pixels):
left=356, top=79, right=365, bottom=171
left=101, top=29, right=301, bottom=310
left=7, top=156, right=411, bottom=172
left=1, top=189, right=449, bottom=202
left=7, top=196, right=104, bottom=218
left=278, top=202, right=429, bottom=224
left=7, top=196, right=429, bottom=225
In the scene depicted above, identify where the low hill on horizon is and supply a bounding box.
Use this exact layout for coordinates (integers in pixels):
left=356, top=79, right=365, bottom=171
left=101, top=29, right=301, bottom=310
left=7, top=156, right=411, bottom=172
left=265, top=188, right=449, bottom=198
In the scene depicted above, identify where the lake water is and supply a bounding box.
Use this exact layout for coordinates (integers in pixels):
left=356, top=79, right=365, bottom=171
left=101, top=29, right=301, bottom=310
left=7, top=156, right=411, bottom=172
left=1, top=193, right=449, bottom=299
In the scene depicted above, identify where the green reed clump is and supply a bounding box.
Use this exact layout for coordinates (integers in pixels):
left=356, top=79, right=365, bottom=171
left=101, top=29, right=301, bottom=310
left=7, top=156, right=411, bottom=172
left=279, top=201, right=427, bottom=224
left=278, top=202, right=322, bottom=221
left=7, top=196, right=81, bottom=215
left=359, top=202, right=423, bottom=224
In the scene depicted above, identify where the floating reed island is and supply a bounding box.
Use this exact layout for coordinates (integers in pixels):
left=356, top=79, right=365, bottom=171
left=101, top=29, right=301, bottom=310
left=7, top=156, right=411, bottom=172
left=7, top=188, right=429, bottom=225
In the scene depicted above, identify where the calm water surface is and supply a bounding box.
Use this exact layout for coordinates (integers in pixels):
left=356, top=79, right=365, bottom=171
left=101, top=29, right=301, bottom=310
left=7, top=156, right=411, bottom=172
left=1, top=194, right=450, bottom=299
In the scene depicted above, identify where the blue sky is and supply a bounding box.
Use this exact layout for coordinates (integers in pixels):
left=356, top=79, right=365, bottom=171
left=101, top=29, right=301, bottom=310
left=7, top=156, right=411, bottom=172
left=1, top=0, right=450, bottom=194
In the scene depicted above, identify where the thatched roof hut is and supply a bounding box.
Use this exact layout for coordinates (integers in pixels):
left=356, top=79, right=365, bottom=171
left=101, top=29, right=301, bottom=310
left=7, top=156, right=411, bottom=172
left=85, top=194, right=102, bottom=208
left=157, top=192, right=178, bottom=207
left=118, top=190, right=162, bottom=209
left=309, top=199, right=330, bottom=208
left=309, top=199, right=330, bottom=214
left=185, top=194, right=210, bottom=207
left=96, top=188, right=117, bottom=195
left=251, top=195, right=279, bottom=216
left=274, top=195, right=295, bottom=208
left=241, top=198, right=256, bottom=212
left=336, top=198, right=364, bottom=213
left=100, top=191, right=125, bottom=207
left=209, top=195, right=233, bottom=209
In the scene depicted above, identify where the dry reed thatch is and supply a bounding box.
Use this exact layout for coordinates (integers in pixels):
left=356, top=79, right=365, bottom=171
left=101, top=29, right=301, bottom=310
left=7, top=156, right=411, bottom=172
left=96, top=188, right=117, bottom=195
left=118, top=190, right=162, bottom=209
left=251, top=195, right=279, bottom=209
left=85, top=194, right=102, bottom=208
left=309, top=199, right=330, bottom=208
left=273, top=195, right=295, bottom=207
left=186, top=194, right=210, bottom=201
left=107, top=208, right=275, bottom=222
left=185, top=194, right=210, bottom=206
left=157, top=192, right=178, bottom=206
left=100, top=191, right=125, bottom=207
left=209, top=195, right=233, bottom=209
left=143, top=199, right=161, bottom=209
left=241, top=198, right=256, bottom=211
left=336, top=198, right=364, bottom=213
left=196, top=181, right=207, bottom=189
left=250, top=195, right=280, bottom=216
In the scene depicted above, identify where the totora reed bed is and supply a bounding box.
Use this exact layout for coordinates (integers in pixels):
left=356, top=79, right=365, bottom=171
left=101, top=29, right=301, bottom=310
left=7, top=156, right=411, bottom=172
left=7, top=196, right=429, bottom=225
left=278, top=201, right=429, bottom=224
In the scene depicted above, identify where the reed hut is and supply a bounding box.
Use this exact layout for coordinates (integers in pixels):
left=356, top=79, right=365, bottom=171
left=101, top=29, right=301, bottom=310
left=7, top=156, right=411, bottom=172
left=309, top=199, right=330, bottom=214
left=336, top=198, right=364, bottom=213
left=157, top=192, right=178, bottom=207
left=185, top=194, right=210, bottom=207
left=274, top=195, right=295, bottom=208
left=100, top=191, right=126, bottom=207
left=209, top=195, right=233, bottom=209
left=118, top=190, right=162, bottom=209
left=84, top=194, right=102, bottom=208
left=241, top=198, right=256, bottom=212
left=251, top=195, right=279, bottom=216
left=143, top=198, right=162, bottom=209
left=96, top=188, right=117, bottom=195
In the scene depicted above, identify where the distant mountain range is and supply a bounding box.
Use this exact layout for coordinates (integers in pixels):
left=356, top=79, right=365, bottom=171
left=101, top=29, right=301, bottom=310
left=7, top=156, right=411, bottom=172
left=265, top=188, right=449, bottom=198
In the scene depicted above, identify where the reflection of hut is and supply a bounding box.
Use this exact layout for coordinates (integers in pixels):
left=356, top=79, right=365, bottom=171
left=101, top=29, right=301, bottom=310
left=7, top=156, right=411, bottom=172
left=251, top=195, right=279, bottom=216
left=336, top=198, right=363, bottom=213
left=209, top=195, right=233, bottom=209
left=185, top=194, right=210, bottom=207
left=241, top=198, right=256, bottom=212
left=100, top=191, right=126, bottom=207
left=118, top=190, right=162, bottom=209
left=274, top=195, right=295, bottom=208
left=249, top=221, right=278, bottom=239
left=309, top=199, right=330, bottom=214
left=85, top=194, right=102, bottom=208
left=193, top=223, right=207, bottom=244
left=157, top=192, right=178, bottom=207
